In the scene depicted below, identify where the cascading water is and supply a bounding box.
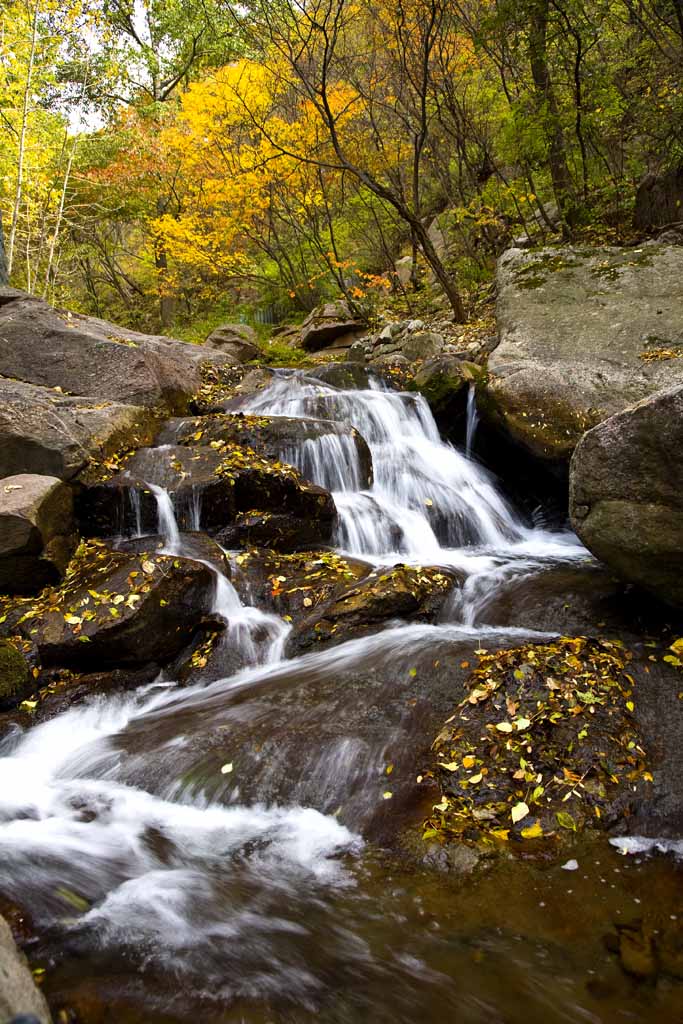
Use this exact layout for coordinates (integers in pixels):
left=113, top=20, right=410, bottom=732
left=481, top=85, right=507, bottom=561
left=243, top=372, right=585, bottom=621
left=148, top=481, right=289, bottom=667
left=2, top=368, right=661, bottom=1024
left=465, top=382, right=479, bottom=459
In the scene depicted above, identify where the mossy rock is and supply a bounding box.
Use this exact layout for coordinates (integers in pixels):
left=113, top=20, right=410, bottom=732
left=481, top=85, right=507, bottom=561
left=0, top=639, right=32, bottom=709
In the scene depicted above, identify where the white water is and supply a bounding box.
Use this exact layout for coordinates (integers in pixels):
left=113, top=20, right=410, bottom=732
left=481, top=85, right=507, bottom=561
left=148, top=484, right=289, bottom=667
left=0, top=368, right=608, bottom=1016
left=465, top=382, right=479, bottom=459
left=243, top=372, right=586, bottom=622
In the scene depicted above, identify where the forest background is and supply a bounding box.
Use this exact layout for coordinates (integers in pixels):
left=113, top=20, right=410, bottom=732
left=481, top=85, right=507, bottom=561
left=0, top=0, right=681, bottom=340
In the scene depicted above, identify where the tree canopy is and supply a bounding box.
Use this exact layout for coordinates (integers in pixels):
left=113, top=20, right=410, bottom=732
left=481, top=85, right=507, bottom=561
left=1, top=0, right=681, bottom=329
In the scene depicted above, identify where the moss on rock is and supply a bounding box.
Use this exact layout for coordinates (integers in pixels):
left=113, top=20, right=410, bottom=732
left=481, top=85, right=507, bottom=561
left=0, top=639, right=32, bottom=709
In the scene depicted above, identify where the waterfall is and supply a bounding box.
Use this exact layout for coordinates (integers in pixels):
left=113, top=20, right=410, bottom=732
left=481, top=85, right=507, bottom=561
left=148, top=480, right=289, bottom=666
left=128, top=487, right=144, bottom=538
left=465, top=382, right=479, bottom=459
left=243, top=372, right=583, bottom=580
left=147, top=481, right=181, bottom=553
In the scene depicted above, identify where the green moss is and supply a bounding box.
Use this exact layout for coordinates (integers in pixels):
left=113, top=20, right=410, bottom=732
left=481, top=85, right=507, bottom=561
left=511, top=252, right=584, bottom=290
left=0, top=639, right=32, bottom=708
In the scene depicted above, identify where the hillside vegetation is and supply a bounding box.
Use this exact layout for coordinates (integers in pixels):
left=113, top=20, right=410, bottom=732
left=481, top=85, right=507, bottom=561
left=1, top=0, right=681, bottom=333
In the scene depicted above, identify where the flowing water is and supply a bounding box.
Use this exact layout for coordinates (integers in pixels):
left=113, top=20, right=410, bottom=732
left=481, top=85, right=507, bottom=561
left=0, top=371, right=681, bottom=1023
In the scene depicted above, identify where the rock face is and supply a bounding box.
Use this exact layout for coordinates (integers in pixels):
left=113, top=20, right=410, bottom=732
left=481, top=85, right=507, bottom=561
left=0, top=914, right=52, bottom=1023
left=0, top=379, right=158, bottom=482
left=0, top=474, right=76, bottom=594
left=486, top=245, right=683, bottom=461
left=32, top=541, right=215, bottom=670
left=300, top=300, right=366, bottom=351
left=570, top=383, right=683, bottom=608
left=203, top=323, right=260, bottom=362
left=0, top=287, right=235, bottom=412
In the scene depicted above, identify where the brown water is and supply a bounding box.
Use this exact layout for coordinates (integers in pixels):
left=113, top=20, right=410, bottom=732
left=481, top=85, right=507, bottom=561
left=31, top=836, right=683, bottom=1023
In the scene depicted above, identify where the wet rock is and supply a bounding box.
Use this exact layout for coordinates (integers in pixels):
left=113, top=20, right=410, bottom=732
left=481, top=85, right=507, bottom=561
left=0, top=379, right=158, bottom=482
left=215, top=508, right=334, bottom=553
left=570, top=383, right=683, bottom=608
left=116, top=533, right=230, bottom=576
left=0, top=287, right=236, bottom=413
left=0, top=475, right=76, bottom=595
left=411, top=355, right=468, bottom=415
left=105, top=629, right=489, bottom=838
left=300, top=301, right=366, bottom=351
left=230, top=549, right=373, bottom=624
left=462, top=562, right=640, bottom=637
left=0, top=914, right=51, bottom=1024
left=30, top=540, right=215, bottom=670
left=287, top=564, right=458, bottom=654
left=32, top=666, right=159, bottom=723
left=157, top=411, right=373, bottom=489
left=203, top=323, right=260, bottom=362
left=617, top=921, right=658, bottom=978
left=486, top=245, right=683, bottom=461
left=0, top=640, right=32, bottom=710
left=306, top=362, right=375, bottom=390
left=77, top=443, right=336, bottom=545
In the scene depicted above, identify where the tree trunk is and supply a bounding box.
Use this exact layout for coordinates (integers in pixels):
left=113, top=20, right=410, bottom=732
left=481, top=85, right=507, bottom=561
left=412, top=217, right=466, bottom=321
left=0, top=218, right=7, bottom=285
left=527, top=0, right=577, bottom=235
left=7, top=0, right=40, bottom=277
left=154, top=195, right=175, bottom=327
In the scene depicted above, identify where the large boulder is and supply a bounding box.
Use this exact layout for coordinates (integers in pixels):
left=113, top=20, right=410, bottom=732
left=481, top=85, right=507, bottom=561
left=29, top=540, right=215, bottom=670
left=0, top=914, right=51, bottom=1023
left=570, top=383, right=683, bottom=608
left=485, top=245, right=683, bottom=462
left=158, top=411, right=373, bottom=490
left=400, top=331, right=444, bottom=363
left=300, top=301, right=366, bottom=351
left=0, top=288, right=236, bottom=412
left=78, top=443, right=337, bottom=548
left=0, top=379, right=158, bottom=482
left=203, top=323, right=260, bottom=362
left=0, top=474, right=76, bottom=594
